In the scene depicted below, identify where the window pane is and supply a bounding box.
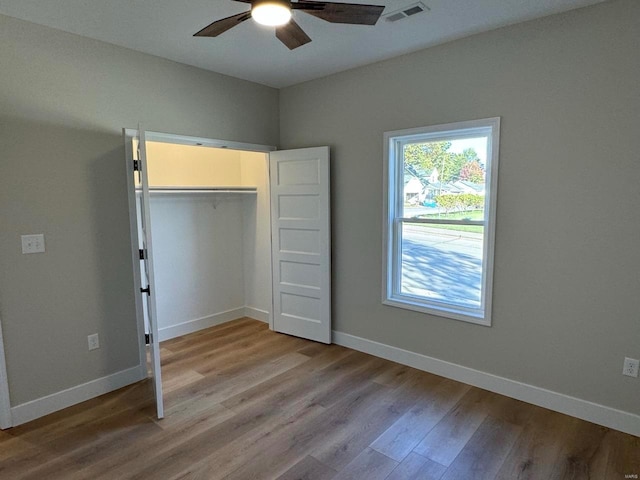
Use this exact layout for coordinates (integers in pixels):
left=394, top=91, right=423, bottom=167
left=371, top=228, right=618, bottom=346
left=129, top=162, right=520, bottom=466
left=400, top=222, right=484, bottom=309
left=402, top=137, right=487, bottom=220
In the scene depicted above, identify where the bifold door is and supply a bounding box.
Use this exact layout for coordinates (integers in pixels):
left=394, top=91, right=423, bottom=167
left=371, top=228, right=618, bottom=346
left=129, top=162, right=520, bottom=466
left=270, top=147, right=331, bottom=344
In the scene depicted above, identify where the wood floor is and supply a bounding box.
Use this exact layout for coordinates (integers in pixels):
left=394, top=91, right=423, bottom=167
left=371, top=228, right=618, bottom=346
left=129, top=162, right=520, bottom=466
left=1, top=319, right=638, bottom=479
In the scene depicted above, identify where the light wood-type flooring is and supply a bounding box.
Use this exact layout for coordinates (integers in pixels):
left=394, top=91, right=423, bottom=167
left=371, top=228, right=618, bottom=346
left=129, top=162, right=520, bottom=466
left=1, top=318, right=638, bottom=479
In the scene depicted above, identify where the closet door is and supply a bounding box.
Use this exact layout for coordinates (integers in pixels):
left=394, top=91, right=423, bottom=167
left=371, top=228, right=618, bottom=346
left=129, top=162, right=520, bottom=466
left=126, top=127, right=164, bottom=419
left=270, top=147, right=331, bottom=344
left=0, top=321, right=11, bottom=429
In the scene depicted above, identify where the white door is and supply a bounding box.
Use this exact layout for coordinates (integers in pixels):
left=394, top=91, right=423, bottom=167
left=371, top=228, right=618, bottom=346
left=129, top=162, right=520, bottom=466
left=125, top=128, right=164, bottom=419
left=0, top=320, right=11, bottom=429
left=270, top=147, right=331, bottom=344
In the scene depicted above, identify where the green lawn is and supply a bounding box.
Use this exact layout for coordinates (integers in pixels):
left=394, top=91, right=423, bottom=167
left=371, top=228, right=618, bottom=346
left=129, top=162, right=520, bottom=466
left=415, top=210, right=484, bottom=233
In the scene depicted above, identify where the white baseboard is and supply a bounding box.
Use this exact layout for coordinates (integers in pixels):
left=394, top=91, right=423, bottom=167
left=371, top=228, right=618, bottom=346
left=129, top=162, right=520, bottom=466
left=158, top=307, right=246, bottom=342
left=10, top=365, right=146, bottom=427
left=332, top=330, right=640, bottom=438
left=244, top=306, right=270, bottom=323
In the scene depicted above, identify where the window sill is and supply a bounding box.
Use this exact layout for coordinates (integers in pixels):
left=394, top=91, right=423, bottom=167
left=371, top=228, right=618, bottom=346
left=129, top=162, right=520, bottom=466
left=383, top=297, right=491, bottom=327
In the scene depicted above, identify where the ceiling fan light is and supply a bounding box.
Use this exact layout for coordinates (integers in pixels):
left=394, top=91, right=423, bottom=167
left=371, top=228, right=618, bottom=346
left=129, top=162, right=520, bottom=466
left=252, top=1, right=292, bottom=26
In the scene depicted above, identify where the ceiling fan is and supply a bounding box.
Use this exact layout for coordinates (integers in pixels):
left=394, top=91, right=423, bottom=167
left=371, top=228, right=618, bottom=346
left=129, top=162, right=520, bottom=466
left=194, top=0, right=385, bottom=50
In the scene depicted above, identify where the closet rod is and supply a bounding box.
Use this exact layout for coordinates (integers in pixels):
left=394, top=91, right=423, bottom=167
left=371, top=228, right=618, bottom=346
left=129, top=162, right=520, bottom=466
left=136, top=186, right=257, bottom=195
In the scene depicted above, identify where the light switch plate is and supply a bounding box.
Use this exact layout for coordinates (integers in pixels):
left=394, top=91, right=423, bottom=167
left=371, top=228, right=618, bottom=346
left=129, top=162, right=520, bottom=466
left=88, top=334, right=100, bottom=351
left=21, top=234, right=45, bottom=254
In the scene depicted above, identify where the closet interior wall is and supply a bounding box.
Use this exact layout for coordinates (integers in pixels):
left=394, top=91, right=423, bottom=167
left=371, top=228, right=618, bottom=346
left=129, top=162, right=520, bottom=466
left=144, top=141, right=271, bottom=341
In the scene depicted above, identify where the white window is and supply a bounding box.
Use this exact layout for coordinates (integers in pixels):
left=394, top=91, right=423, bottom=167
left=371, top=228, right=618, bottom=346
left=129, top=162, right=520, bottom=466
left=383, top=118, right=500, bottom=325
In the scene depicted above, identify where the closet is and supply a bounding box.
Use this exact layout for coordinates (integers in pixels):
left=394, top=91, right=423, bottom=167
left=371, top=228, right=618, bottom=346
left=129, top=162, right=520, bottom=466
left=123, top=129, right=331, bottom=419
left=144, top=142, right=272, bottom=341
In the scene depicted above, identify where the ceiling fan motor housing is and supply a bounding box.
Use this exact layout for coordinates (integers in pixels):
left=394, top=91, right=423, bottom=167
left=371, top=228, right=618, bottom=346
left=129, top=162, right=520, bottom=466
left=252, top=0, right=291, bottom=8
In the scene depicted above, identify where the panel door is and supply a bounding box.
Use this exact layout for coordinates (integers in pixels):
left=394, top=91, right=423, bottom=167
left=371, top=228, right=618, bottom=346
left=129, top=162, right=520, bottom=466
left=270, top=147, right=331, bottom=344
left=127, top=127, right=164, bottom=419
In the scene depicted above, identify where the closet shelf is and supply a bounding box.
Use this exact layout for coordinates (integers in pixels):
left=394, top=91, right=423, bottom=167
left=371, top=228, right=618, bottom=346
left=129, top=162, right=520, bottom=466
left=138, top=186, right=258, bottom=195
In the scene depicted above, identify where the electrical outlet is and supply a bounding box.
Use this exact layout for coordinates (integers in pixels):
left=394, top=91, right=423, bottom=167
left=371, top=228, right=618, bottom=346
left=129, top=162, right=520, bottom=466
left=622, top=357, right=639, bottom=378
left=88, top=334, right=100, bottom=351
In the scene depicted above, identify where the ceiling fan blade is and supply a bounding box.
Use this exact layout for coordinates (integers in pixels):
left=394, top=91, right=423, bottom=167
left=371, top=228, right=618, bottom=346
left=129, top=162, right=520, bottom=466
left=194, top=11, right=252, bottom=37
left=231, top=0, right=252, bottom=3
left=293, top=1, right=384, bottom=25
left=275, top=18, right=312, bottom=50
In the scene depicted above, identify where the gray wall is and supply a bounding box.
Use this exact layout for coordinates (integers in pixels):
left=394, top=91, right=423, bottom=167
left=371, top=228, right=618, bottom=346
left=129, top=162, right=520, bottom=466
left=0, top=14, right=278, bottom=405
left=280, top=0, right=640, bottom=415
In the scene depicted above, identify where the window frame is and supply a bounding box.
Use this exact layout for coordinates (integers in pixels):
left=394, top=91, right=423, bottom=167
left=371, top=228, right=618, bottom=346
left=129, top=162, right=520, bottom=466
left=382, top=117, right=500, bottom=326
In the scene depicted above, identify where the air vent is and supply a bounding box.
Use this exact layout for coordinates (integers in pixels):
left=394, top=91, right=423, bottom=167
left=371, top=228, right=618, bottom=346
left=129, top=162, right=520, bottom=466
left=384, top=2, right=429, bottom=22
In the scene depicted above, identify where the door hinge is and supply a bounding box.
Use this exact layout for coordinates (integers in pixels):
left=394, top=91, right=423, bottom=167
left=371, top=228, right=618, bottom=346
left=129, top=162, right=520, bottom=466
left=140, top=286, right=151, bottom=296
left=133, top=159, right=141, bottom=171
left=139, top=249, right=146, bottom=260
left=145, top=333, right=150, bottom=345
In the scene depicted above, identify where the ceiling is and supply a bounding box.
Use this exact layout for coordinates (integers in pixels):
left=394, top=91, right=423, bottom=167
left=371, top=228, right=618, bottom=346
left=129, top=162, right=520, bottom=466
left=0, top=0, right=605, bottom=88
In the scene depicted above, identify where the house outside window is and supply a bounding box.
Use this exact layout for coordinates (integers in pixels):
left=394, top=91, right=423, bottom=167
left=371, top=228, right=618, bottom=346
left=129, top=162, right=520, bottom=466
left=383, top=118, right=500, bottom=325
